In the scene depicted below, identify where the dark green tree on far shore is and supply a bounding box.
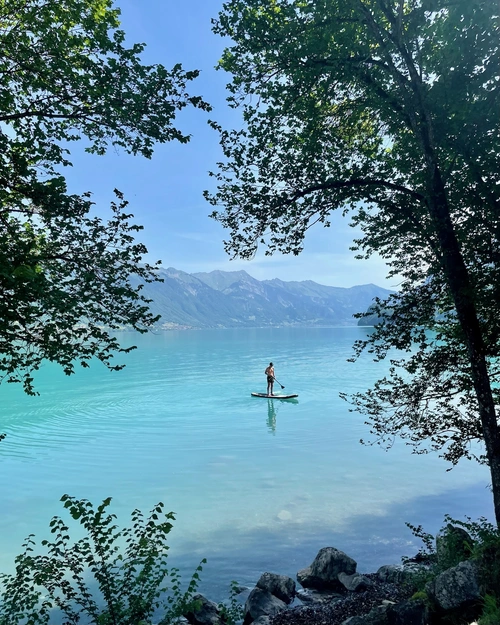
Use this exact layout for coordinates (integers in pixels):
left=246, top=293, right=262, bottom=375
left=207, top=0, right=500, bottom=524
left=0, top=0, right=210, bottom=394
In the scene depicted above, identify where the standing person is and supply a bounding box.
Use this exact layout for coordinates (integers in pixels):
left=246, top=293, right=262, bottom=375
left=265, top=362, right=275, bottom=396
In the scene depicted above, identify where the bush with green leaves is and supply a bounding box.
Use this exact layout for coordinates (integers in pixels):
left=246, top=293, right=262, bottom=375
left=404, top=515, right=500, bottom=623
left=445, top=516, right=500, bottom=601
left=479, top=594, right=500, bottom=625
left=0, top=495, right=205, bottom=625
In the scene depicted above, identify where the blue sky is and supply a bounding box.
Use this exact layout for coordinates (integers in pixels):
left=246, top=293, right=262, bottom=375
left=64, top=0, right=395, bottom=289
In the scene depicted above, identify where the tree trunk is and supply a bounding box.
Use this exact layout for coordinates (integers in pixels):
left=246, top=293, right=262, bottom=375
left=398, top=29, right=500, bottom=524
left=428, top=164, right=500, bottom=527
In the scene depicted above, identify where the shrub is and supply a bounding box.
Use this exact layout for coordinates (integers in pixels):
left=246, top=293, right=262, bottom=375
left=441, top=515, right=500, bottom=597
left=479, top=594, right=500, bottom=625
left=435, top=523, right=474, bottom=571
left=405, top=515, right=500, bottom=625
left=0, top=495, right=205, bottom=625
left=403, top=522, right=437, bottom=566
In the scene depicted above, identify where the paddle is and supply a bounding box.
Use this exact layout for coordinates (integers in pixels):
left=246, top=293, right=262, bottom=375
left=273, top=377, right=285, bottom=389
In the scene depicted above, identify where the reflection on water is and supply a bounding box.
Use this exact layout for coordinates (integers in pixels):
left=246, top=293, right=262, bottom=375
left=267, top=399, right=276, bottom=434
left=265, top=398, right=299, bottom=434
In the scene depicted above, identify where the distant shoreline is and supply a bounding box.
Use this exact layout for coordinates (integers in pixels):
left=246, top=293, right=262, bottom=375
left=110, top=323, right=376, bottom=332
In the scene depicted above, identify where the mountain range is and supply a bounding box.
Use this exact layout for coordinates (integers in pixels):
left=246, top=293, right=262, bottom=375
left=139, top=268, right=392, bottom=329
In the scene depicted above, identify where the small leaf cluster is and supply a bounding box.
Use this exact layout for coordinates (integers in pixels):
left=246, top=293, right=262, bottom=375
left=403, top=522, right=436, bottom=565
left=0, top=495, right=206, bottom=625
left=217, top=581, right=244, bottom=625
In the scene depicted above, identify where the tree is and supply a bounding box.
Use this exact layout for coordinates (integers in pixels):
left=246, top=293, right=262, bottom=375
left=0, top=0, right=210, bottom=394
left=206, top=0, right=500, bottom=524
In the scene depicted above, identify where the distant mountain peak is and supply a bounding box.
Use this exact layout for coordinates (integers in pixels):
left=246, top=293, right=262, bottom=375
left=143, top=267, right=393, bottom=329
left=201, top=269, right=251, bottom=277
left=193, top=269, right=258, bottom=292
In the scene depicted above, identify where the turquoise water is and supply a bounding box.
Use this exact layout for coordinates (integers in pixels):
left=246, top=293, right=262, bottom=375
left=0, top=327, right=493, bottom=599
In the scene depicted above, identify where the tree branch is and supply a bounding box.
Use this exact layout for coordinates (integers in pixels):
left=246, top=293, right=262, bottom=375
left=288, top=177, right=425, bottom=204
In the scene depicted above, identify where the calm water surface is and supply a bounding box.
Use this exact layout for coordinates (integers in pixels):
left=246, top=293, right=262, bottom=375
left=0, top=327, right=493, bottom=599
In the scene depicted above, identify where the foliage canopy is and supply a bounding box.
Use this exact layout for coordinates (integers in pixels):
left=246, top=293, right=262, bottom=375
left=207, top=0, right=500, bottom=523
left=0, top=0, right=210, bottom=393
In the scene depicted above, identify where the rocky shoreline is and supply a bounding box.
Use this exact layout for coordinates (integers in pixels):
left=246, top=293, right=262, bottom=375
left=185, top=527, right=487, bottom=625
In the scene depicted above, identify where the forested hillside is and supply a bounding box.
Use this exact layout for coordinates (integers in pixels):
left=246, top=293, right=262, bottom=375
left=141, top=268, right=392, bottom=329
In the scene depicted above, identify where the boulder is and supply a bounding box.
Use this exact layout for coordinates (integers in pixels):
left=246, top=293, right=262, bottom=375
left=243, top=587, right=287, bottom=625
left=256, top=572, right=296, bottom=604
left=297, top=547, right=357, bottom=590
left=386, top=599, right=428, bottom=625
left=376, top=563, right=429, bottom=585
left=376, top=565, right=406, bottom=584
left=426, top=560, right=480, bottom=611
left=185, top=594, right=225, bottom=625
left=338, top=572, right=374, bottom=592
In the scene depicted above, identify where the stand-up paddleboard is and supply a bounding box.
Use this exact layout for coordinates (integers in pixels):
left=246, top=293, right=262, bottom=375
left=251, top=392, right=298, bottom=399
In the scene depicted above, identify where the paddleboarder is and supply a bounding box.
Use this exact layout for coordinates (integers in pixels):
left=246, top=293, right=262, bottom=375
left=265, top=362, right=275, bottom=396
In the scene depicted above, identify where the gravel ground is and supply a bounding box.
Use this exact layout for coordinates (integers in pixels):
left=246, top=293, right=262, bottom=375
left=271, top=575, right=413, bottom=625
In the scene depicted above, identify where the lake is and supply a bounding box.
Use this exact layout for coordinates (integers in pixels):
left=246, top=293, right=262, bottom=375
left=0, top=327, right=493, bottom=600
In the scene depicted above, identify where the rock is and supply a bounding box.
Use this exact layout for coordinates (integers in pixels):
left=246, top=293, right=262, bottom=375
left=341, top=603, right=389, bottom=625
left=338, top=572, right=374, bottom=592
left=386, top=599, right=428, bottom=625
left=185, top=594, right=225, bottom=625
left=436, top=524, right=473, bottom=569
left=296, top=566, right=314, bottom=587
left=296, top=588, right=344, bottom=604
left=273, top=573, right=414, bottom=625
left=376, top=563, right=429, bottom=585
left=297, top=547, right=357, bottom=590
left=256, top=572, right=296, bottom=604
left=376, top=565, right=406, bottom=584
left=426, top=560, right=481, bottom=611
left=252, top=617, right=270, bottom=625
left=243, top=587, right=287, bottom=625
